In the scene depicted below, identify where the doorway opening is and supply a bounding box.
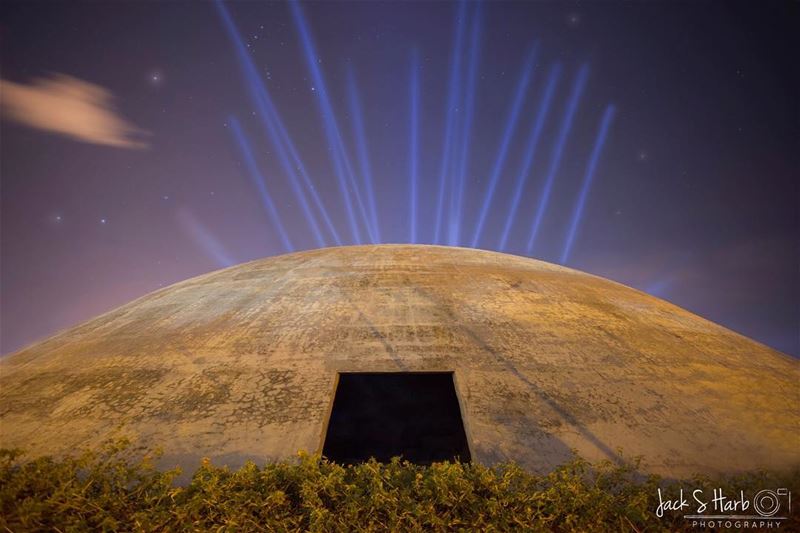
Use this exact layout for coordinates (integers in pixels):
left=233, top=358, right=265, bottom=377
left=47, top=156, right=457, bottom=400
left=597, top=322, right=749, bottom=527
left=322, top=372, right=471, bottom=464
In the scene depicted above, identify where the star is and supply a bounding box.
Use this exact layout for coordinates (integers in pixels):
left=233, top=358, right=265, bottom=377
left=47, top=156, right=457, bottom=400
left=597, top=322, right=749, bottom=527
left=100, top=218, right=108, bottom=225
left=149, top=70, right=164, bottom=86
left=567, top=12, right=580, bottom=27
left=638, top=150, right=648, bottom=162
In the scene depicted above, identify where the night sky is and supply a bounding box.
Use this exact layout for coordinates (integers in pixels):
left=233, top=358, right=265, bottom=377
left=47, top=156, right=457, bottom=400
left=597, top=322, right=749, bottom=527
left=1, top=1, right=797, bottom=357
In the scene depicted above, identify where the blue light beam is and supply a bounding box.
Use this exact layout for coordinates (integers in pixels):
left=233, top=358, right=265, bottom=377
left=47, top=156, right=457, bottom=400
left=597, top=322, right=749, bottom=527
left=264, top=94, right=343, bottom=246
left=176, top=208, right=236, bottom=268
left=526, top=64, right=589, bottom=255
left=433, top=0, right=468, bottom=244
left=559, top=104, right=615, bottom=265
left=215, top=0, right=331, bottom=247
left=289, top=0, right=375, bottom=244
left=470, top=45, right=539, bottom=249
left=645, top=278, right=673, bottom=298
left=498, top=63, right=561, bottom=251
left=346, top=68, right=381, bottom=243
left=229, top=117, right=294, bottom=252
left=409, top=49, right=420, bottom=244
left=449, top=2, right=481, bottom=246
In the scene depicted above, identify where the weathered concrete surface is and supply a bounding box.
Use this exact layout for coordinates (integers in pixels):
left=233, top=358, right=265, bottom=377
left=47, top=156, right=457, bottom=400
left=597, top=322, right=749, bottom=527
left=1, top=245, right=798, bottom=477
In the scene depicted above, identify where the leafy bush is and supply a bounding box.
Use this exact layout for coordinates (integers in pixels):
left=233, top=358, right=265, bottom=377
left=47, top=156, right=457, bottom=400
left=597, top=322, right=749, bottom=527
left=1, top=440, right=797, bottom=532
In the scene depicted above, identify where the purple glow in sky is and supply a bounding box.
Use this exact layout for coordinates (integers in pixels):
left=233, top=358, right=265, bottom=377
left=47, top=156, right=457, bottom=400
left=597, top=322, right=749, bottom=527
left=1, top=1, right=797, bottom=356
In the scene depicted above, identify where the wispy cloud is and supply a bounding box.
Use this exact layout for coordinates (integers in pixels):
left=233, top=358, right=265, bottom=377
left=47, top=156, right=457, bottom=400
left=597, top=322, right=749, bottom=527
left=0, top=74, right=147, bottom=148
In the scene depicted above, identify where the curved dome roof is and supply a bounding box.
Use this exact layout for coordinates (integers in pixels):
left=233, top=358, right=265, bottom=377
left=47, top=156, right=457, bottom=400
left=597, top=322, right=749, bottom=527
left=2, top=245, right=798, bottom=476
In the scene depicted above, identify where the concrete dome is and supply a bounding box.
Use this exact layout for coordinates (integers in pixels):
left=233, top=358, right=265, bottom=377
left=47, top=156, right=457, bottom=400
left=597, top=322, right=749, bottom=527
left=1, top=245, right=798, bottom=476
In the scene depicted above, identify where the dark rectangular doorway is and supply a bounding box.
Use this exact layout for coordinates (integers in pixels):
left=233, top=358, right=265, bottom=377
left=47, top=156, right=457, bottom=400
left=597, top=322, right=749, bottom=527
left=322, top=372, right=471, bottom=464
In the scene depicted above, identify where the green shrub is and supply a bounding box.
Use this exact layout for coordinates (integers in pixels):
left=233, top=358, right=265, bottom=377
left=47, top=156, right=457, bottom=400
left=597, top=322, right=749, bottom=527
left=1, top=441, right=797, bottom=532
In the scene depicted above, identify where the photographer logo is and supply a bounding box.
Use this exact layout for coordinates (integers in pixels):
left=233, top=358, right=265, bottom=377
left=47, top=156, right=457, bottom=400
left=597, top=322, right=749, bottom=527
left=656, top=487, right=791, bottom=529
